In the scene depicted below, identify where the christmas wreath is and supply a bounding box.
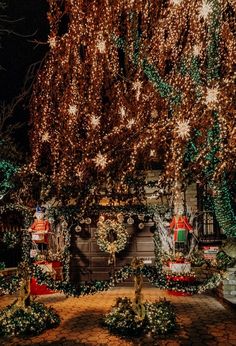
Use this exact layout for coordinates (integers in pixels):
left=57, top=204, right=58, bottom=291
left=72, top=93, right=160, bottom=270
left=96, top=219, right=129, bottom=264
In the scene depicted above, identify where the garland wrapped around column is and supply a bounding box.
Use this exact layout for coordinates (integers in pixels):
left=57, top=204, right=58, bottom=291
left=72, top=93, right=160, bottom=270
left=103, top=257, right=177, bottom=337
left=131, top=258, right=145, bottom=320
left=213, top=179, right=236, bottom=238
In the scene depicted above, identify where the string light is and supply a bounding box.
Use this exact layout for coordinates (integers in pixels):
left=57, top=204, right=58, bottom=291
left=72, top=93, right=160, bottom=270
left=26, top=0, right=235, bottom=215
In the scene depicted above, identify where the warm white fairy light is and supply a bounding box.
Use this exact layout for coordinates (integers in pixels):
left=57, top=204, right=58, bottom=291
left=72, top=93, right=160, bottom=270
left=133, top=80, right=142, bottom=101
left=28, top=0, right=235, bottom=202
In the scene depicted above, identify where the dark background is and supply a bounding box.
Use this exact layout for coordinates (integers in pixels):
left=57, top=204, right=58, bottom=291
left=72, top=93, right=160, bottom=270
left=0, top=0, right=49, bottom=152
left=0, top=0, right=49, bottom=100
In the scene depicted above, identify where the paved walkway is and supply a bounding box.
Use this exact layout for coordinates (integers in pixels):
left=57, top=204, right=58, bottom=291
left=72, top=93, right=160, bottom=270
left=0, top=287, right=235, bottom=346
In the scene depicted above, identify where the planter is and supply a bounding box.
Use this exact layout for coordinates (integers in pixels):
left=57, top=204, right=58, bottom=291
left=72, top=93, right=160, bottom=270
left=166, top=275, right=196, bottom=296
left=30, top=278, right=55, bottom=295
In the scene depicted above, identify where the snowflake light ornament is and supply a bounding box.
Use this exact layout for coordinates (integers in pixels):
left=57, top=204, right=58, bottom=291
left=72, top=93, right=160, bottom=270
left=193, top=44, right=202, bottom=57
left=205, top=86, right=219, bottom=107
left=170, top=0, right=183, bottom=5
left=127, top=118, right=135, bottom=129
left=150, top=149, right=156, bottom=157
left=151, top=109, right=158, bottom=119
left=90, top=115, right=100, bottom=128
left=94, top=152, right=108, bottom=169
left=176, top=120, right=191, bottom=139
left=68, top=105, right=78, bottom=116
left=119, top=106, right=126, bottom=119
left=76, top=168, right=84, bottom=179
left=48, top=36, right=56, bottom=49
left=42, top=132, right=50, bottom=142
left=96, top=36, right=106, bottom=54
left=199, top=1, right=212, bottom=20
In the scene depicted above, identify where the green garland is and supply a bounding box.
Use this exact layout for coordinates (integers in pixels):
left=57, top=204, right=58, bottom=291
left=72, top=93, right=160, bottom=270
left=213, top=180, right=236, bottom=237
left=0, top=261, right=223, bottom=298
left=32, top=263, right=222, bottom=297
left=0, top=302, right=60, bottom=337
left=216, top=251, right=236, bottom=270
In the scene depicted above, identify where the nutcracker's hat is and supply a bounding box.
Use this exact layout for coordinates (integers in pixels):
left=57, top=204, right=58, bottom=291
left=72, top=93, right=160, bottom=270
left=36, top=205, right=46, bottom=213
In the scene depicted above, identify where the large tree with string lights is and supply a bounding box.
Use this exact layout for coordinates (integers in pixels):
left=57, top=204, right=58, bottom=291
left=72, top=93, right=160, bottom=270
left=26, top=0, right=235, bottom=234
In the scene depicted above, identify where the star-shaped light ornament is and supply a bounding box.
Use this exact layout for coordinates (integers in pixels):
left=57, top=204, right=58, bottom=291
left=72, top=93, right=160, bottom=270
left=133, top=80, right=142, bottom=101
left=42, top=132, right=50, bottom=142
left=68, top=104, right=78, bottom=116
left=94, top=152, right=108, bottom=169
left=193, top=44, right=202, bottom=57
left=170, top=0, right=183, bottom=5
left=119, top=106, right=126, bottom=119
left=90, top=115, right=100, bottom=128
left=151, top=109, right=158, bottom=119
left=199, top=1, right=212, bottom=20
left=150, top=149, right=156, bottom=157
left=205, top=87, right=219, bottom=107
left=76, top=168, right=84, bottom=180
left=96, top=37, right=106, bottom=54
left=176, top=120, right=191, bottom=139
left=127, top=118, right=135, bottom=129
left=48, top=36, right=56, bottom=49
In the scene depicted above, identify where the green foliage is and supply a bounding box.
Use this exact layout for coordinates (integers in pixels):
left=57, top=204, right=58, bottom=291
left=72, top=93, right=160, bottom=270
left=104, top=297, right=144, bottom=336
left=214, top=180, right=236, bottom=237
left=0, top=302, right=60, bottom=337
left=216, top=251, right=236, bottom=270
left=188, top=250, right=211, bottom=267
left=2, top=230, right=20, bottom=248
left=0, top=274, right=20, bottom=295
left=207, top=0, right=221, bottom=81
left=104, top=297, right=176, bottom=337
left=0, top=160, right=18, bottom=197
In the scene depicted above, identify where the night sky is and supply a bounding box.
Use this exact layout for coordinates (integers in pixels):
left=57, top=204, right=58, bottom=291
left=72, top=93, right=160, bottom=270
left=0, top=0, right=50, bottom=151
left=0, top=0, right=49, bottom=101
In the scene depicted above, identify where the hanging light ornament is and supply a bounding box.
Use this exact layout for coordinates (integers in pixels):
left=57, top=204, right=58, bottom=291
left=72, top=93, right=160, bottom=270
left=117, top=213, right=124, bottom=223
left=127, top=216, right=134, bottom=225
left=75, top=225, right=82, bottom=233
left=138, top=223, right=145, bottom=230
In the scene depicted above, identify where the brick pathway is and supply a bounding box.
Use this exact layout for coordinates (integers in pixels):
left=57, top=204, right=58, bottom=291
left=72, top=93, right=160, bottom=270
left=0, top=287, right=236, bottom=346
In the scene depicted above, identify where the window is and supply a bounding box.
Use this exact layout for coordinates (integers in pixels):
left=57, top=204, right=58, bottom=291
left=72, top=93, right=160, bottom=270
left=196, top=184, right=222, bottom=240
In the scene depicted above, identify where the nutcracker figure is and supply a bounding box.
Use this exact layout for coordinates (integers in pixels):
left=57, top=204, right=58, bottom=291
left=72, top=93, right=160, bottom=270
left=29, top=206, right=50, bottom=245
left=169, top=213, right=192, bottom=251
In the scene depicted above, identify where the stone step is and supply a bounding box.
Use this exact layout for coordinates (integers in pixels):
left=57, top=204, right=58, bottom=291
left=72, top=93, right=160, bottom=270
left=227, top=267, right=236, bottom=272
left=223, top=296, right=236, bottom=305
